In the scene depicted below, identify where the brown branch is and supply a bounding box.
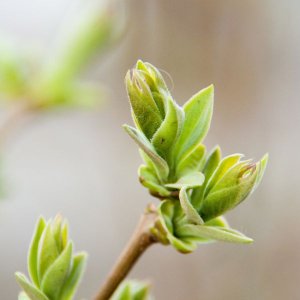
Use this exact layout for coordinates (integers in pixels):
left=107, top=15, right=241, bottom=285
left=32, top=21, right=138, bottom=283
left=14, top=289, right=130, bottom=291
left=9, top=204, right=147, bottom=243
left=93, top=204, right=159, bottom=300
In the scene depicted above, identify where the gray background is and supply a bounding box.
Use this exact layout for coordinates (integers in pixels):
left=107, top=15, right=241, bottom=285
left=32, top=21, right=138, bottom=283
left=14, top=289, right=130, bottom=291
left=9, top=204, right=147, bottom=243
left=0, top=0, right=299, bottom=299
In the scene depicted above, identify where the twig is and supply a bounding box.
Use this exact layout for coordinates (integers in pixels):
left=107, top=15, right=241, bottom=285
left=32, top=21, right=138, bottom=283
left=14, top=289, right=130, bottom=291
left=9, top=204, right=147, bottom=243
left=93, top=204, right=158, bottom=300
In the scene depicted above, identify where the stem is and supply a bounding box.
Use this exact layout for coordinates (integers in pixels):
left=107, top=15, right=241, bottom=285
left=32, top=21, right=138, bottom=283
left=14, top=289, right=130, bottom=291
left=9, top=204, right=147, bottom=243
left=93, top=205, right=158, bottom=300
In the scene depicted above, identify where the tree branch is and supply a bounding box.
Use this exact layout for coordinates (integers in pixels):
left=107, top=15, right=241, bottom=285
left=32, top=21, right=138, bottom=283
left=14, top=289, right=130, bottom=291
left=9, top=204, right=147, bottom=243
left=93, top=204, right=159, bottom=300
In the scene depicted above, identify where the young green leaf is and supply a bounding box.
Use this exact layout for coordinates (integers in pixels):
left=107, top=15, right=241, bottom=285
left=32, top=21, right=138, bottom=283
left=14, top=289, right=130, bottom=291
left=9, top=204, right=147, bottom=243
left=179, top=188, right=204, bottom=225
left=202, top=146, right=222, bottom=180
left=137, top=60, right=169, bottom=94
left=191, top=146, right=221, bottom=209
left=139, top=165, right=171, bottom=197
left=166, top=231, right=198, bottom=253
left=173, top=85, right=214, bottom=164
left=136, top=60, right=168, bottom=117
left=52, top=215, right=63, bottom=252
left=182, top=217, right=229, bottom=245
left=111, top=280, right=152, bottom=300
left=205, top=216, right=228, bottom=227
left=37, top=223, right=59, bottom=281
left=165, top=171, right=204, bottom=189
left=151, top=97, right=184, bottom=160
left=123, top=125, right=169, bottom=181
left=176, top=144, right=206, bottom=178
left=61, top=221, right=69, bottom=250
left=158, top=200, right=197, bottom=253
left=28, top=217, right=46, bottom=287
left=59, top=252, right=87, bottom=300
left=111, top=282, right=131, bottom=300
left=15, top=273, right=49, bottom=300
left=177, top=224, right=253, bottom=244
left=200, top=162, right=257, bottom=221
left=40, top=242, right=73, bottom=299
left=253, top=153, right=269, bottom=191
left=204, top=153, right=243, bottom=197
left=126, top=70, right=163, bottom=139
left=131, top=281, right=150, bottom=300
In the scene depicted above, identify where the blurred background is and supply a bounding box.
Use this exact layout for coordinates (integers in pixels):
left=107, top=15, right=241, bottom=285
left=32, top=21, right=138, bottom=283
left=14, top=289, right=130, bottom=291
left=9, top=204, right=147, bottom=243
left=0, top=0, right=298, bottom=299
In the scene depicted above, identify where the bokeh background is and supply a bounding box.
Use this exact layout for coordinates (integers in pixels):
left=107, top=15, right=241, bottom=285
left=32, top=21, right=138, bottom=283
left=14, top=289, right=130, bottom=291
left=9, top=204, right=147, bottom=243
left=0, top=0, right=299, bottom=299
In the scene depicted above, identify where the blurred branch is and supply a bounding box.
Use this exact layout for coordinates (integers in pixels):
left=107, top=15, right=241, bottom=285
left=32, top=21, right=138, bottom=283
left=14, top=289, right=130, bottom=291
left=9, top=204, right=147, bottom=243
left=0, top=101, right=38, bottom=145
left=0, top=2, right=126, bottom=143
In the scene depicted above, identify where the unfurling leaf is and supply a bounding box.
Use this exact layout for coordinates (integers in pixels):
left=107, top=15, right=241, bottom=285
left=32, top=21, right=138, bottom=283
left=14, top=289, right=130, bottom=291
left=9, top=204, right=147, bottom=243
left=126, top=70, right=163, bottom=139
left=28, top=217, right=46, bottom=287
left=16, top=216, right=87, bottom=300
left=58, top=252, right=87, bottom=300
left=123, top=125, right=169, bottom=181
left=15, top=273, right=49, bottom=300
left=111, top=280, right=152, bottom=300
left=165, top=171, right=204, bottom=189
left=139, top=165, right=170, bottom=197
left=191, top=145, right=221, bottom=210
left=200, top=155, right=268, bottom=221
left=179, top=188, right=204, bottom=225
left=176, top=144, right=206, bottom=177
left=40, top=242, right=73, bottom=299
left=177, top=224, right=253, bottom=244
left=172, top=85, right=214, bottom=165
left=151, top=97, right=184, bottom=160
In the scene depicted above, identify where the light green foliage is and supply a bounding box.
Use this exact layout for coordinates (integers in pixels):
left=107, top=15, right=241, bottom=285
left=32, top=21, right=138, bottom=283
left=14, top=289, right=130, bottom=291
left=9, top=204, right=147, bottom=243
left=16, top=215, right=87, bottom=300
left=0, top=43, right=28, bottom=98
left=123, top=125, right=169, bottom=181
left=172, top=85, right=213, bottom=165
left=35, top=5, right=123, bottom=109
left=198, top=154, right=268, bottom=221
left=158, top=200, right=252, bottom=253
left=111, top=280, right=152, bottom=300
left=124, top=60, right=268, bottom=252
left=0, top=4, right=123, bottom=109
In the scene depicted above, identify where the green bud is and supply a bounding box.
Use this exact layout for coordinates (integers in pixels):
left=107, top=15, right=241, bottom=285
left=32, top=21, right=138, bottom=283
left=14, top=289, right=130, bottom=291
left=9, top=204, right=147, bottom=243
left=124, top=61, right=269, bottom=252
left=125, top=61, right=168, bottom=140
left=155, top=153, right=268, bottom=253
left=197, top=153, right=269, bottom=221
left=124, top=61, right=211, bottom=194
left=111, top=280, right=152, bottom=300
left=16, top=215, right=87, bottom=300
left=126, top=60, right=185, bottom=158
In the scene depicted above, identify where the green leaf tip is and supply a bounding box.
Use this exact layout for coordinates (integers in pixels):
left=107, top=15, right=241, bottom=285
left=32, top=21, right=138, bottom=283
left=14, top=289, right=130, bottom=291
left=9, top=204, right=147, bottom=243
left=16, top=215, right=87, bottom=300
left=111, top=280, right=152, bottom=300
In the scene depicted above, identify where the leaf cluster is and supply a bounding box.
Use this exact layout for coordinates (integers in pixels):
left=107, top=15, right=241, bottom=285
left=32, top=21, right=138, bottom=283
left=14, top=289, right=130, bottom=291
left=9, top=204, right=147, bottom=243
left=15, top=216, right=87, bottom=300
left=125, top=60, right=268, bottom=252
